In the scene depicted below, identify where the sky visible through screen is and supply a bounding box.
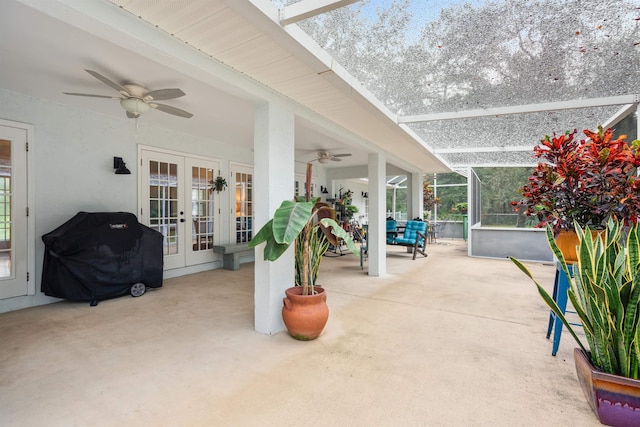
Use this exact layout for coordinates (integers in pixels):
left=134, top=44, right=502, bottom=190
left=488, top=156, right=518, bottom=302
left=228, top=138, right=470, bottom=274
left=361, top=0, right=471, bottom=23
left=272, top=0, right=479, bottom=44
left=361, top=0, right=474, bottom=42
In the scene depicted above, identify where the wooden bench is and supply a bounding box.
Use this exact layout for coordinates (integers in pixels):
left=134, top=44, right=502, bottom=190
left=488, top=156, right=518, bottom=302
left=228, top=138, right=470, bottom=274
left=213, top=243, right=252, bottom=270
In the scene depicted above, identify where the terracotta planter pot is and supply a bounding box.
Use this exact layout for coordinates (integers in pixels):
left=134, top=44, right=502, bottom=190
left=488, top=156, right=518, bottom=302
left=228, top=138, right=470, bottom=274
left=555, top=229, right=601, bottom=263
left=555, top=230, right=581, bottom=263
left=574, top=348, right=640, bottom=426
left=282, top=286, right=328, bottom=341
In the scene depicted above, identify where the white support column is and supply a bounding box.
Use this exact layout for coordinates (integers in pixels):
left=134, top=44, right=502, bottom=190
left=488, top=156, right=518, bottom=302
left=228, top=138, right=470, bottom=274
left=637, top=104, right=640, bottom=142
left=280, top=0, right=360, bottom=26
left=406, top=178, right=413, bottom=220
left=253, top=101, right=295, bottom=335
left=368, top=152, right=386, bottom=276
left=391, top=187, right=396, bottom=219
left=409, top=172, right=423, bottom=220
left=467, top=166, right=474, bottom=257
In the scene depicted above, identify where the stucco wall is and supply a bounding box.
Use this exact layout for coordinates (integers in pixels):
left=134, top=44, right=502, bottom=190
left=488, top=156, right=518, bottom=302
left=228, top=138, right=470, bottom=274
left=470, top=225, right=553, bottom=262
left=330, top=179, right=368, bottom=224
left=0, top=88, right=254, bottom=312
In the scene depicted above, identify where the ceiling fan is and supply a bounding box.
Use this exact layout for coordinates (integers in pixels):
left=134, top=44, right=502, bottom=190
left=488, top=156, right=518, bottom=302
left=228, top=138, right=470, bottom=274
left=63, top=69, right=193, bottom=119
left=312, top=150, right=352, bottom=164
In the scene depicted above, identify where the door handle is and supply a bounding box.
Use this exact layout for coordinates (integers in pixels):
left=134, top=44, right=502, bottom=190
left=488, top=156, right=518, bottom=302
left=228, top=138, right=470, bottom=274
left=180, top=218, right=186, bottom=223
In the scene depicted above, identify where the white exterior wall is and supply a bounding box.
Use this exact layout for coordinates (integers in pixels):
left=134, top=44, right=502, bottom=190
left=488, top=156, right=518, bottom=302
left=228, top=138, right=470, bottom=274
left=331, top=179, right=369, bottom=224
left=0, top=88, right=253, bottom=312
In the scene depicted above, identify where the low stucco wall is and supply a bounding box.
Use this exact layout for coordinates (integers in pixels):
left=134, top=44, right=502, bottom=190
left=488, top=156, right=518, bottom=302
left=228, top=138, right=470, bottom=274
left=439, top=220, right=465, bottom=240
left=470, top=226, right=553, bottom=262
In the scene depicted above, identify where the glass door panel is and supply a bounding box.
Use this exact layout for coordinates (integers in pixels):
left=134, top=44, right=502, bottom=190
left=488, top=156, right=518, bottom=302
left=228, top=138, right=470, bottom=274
left=149, top=160, right=180, bottom=256
left=191, top=166, right=214, bottom=252
left=141, top=150, right=185, bottom=270
left=0, top=125, right=27, bottom=299
left=186, top=157, right=220, bottom=266
left=234, top=169, right=253, bottom=243
left=0, top=147, right=11, bottom=279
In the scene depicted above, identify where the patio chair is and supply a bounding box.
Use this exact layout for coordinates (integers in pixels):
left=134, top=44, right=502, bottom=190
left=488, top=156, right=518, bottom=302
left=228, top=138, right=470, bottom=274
left=386, top=219, right=398, bottom=244
left=388, top=220, right=428, bottom=260
left=360, top=224, right=368, bottom=269
left=427, top=221, right=443, bottom=244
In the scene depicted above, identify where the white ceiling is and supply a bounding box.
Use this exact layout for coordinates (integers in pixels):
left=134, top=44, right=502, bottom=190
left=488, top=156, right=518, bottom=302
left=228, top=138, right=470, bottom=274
left=0, top=0, right=450, bottom=172
left=0, top=1, right=245, bottom=142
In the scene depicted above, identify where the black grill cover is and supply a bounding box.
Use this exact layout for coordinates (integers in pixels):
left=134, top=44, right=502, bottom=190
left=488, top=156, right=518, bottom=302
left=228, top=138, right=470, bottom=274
left=41, top=212, right=163, bottom=302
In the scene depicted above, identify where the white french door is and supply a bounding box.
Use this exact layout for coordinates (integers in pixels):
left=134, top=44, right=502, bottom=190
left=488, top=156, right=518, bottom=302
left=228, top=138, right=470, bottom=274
left=0, top=125, right=28, bottom=299
left=230, top=163, right=253, bottom=244
left=140, top=149, right=220, bottom=270
left=186, top=157, right=220, bottom=266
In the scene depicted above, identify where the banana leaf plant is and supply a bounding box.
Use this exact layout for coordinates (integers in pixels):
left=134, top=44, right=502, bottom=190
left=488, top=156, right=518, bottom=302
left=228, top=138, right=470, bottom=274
left=248, top=197, right=359, bottom=296
left=511, top=218, right=640, bottom=379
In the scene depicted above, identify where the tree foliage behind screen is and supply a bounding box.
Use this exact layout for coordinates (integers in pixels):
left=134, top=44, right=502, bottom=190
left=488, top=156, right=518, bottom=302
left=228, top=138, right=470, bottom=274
left=475, top=167, right=534, bottom=227
left=275, top=0, right=639, bottom=166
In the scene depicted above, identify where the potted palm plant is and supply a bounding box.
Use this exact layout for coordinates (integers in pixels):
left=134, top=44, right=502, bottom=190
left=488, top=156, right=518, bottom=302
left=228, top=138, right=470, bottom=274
left=512, top=219, right=640, bottom=426
left=248, top=164, right=359, bottom=340
left=511, top=126, right=640, bottom=262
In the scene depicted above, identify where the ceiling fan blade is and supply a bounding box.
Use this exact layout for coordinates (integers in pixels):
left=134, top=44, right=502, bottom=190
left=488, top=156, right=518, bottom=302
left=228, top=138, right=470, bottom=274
left=144, top=88, right=185, bottom=101
left=150, top=102, right=193, bottom=118
left=63, top=92, right=121, bottom=99
left=85, top=69, right=127, bottom=94
left=331, top=157, right=342, bottom=162
left=332, top=153, right=352, bottom=158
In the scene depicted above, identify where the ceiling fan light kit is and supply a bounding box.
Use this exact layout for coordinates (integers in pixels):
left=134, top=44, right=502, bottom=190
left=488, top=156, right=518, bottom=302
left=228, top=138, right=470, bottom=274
left=64, top=69, right=193, bottom=119
left=120, top=98, right=150, bottom=116
left=313, top=150, right=352, bottom=163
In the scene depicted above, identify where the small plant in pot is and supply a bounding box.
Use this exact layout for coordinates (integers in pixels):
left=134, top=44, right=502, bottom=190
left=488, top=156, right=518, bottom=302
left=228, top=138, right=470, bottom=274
left=511, top=219, right=640, bottom=426
left=452, top=202, right=468, bottom=215
left=210, top=176, right=228, bottom=193
left=248, top=167, right=359, bottom=340
left=511, top=127, right=640, bottom=262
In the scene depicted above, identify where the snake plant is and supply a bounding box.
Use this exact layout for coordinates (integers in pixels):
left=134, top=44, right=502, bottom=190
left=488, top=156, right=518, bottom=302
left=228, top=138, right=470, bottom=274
left=511, top=218, right=640, bottom=379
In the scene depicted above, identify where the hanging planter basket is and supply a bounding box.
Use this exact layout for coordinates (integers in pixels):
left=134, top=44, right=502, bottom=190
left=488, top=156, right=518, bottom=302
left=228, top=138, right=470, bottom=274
left=210, top=176, right=227, bottom=193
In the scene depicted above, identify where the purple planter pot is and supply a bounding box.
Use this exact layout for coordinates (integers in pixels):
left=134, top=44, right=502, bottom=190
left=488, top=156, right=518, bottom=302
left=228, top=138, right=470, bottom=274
left=574, top=348, right=640, bottom=427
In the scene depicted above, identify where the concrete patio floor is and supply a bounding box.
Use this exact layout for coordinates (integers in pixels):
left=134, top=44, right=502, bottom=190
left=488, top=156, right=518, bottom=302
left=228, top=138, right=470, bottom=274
left=1, top=240, right=600, bottom=426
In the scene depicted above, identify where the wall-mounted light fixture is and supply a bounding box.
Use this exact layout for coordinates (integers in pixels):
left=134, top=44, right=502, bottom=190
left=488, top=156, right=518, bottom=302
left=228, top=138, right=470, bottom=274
left=113, top=157, right=131, bottom=175
left=362, top=191, right=368, bottom=198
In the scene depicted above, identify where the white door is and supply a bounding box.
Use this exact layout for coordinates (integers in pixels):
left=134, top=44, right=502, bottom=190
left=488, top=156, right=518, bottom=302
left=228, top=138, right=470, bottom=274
left=185, top=157, right=220, bottom=266
left=140, top=149, right=220, bottom=270
left=0, top=125, right=28, bottom=299
left=230, top=163, right=253, bottom=243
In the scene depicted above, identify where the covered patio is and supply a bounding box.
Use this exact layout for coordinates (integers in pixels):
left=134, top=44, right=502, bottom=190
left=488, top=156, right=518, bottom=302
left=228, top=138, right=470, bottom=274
left=0, top=242, right=599, bottom=425
left=0, top=1, right=636, bottom=424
